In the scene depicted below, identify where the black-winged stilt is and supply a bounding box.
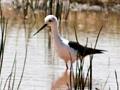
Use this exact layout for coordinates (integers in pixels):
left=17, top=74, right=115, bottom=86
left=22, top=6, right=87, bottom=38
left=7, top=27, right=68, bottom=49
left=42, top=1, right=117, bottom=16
left=33, top=15, right=105, bottom=70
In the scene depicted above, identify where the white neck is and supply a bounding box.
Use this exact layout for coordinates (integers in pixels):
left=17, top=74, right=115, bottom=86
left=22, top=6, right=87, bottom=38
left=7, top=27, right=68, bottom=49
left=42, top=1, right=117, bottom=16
left=51, top=24, right=62, bottom=44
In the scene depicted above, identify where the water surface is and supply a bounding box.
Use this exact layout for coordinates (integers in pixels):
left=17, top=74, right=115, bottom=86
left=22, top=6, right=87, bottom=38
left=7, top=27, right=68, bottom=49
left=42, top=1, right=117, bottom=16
left=1, top=10, right=120, bottom=90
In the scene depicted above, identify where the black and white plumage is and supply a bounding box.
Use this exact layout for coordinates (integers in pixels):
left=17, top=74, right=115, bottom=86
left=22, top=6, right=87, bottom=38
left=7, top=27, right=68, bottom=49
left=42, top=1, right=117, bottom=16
left=33, top=15, right=105, bottom=70
left=68, top=41, right=104, bottom=57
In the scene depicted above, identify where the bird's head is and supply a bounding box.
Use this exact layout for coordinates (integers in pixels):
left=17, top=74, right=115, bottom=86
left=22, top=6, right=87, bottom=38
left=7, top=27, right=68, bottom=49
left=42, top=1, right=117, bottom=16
left=33, top=15, right=58, bottom=36
left=45, top=15, right=58, bottom=27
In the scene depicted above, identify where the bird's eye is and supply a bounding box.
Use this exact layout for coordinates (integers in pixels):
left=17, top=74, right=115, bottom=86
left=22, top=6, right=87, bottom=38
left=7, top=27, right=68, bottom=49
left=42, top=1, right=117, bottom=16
left=49, top=20, right=52, bottom=22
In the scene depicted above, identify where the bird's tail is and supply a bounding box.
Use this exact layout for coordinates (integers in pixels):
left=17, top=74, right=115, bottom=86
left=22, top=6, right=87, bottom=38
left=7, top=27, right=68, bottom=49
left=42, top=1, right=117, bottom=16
left=92, top=49, right=106, bottom=54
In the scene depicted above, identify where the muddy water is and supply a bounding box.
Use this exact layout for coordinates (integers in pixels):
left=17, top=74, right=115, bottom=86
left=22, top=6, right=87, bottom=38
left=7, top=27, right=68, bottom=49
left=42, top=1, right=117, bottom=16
left=1, top=11, right=120, bottom=90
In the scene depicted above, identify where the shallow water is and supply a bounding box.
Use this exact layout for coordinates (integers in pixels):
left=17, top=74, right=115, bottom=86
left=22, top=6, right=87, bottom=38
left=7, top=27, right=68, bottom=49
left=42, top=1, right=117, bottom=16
left=1, top=11, right=120, bottom=90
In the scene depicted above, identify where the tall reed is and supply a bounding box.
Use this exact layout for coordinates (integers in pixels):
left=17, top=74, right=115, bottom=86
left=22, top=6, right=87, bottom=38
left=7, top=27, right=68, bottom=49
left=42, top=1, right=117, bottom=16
left=0, top=11, right=8, bottom=75
left=3, top=53, right=17, bottom=90
left=17, top=6, right=28, bottom=90
left=115, top=70, right=119, bottom=90
left=1, top=2, right=28, bottom=89
left=69, top=26, right=103, bottom=90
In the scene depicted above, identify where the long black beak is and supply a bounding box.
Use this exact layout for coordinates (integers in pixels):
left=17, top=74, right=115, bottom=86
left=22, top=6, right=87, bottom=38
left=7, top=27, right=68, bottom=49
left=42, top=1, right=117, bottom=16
left=33, top=24, right=47, bottom=36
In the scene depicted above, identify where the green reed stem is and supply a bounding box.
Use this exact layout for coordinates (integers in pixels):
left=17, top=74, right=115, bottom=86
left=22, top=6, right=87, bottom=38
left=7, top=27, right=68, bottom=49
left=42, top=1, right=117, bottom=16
left=72, top=26, right=103, bottom=90
left=102, top=74, right=110, bottom=90
left=17, top=45, right=27, bottom=90
left=69, top=52, right=73, bottom=90
left=89, top=25, right=103, bottom=90
left=3, top=74, right=12, bottom=90
left=17, top=14, right=28, bottom=90
left=49, top=0, right=52, bottom=14
left=8, top=52, right=17, bottom=90
left=56, top=0, right=60, bottom=19
left=0, top=14, right=8, bottom=75
left=115, top=70, right=119, bottom=90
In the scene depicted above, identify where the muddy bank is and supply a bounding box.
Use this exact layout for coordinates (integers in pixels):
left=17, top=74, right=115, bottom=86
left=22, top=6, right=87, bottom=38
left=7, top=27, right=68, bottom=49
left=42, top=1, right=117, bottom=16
left=70, top=3, right=120, bottom=12
left=1, top=0, right=120, bottom=13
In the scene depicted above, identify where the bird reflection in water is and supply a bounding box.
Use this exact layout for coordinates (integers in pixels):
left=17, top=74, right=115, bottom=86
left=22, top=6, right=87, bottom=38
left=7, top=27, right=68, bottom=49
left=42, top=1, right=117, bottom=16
left=51, top=70, right=87, bottom=90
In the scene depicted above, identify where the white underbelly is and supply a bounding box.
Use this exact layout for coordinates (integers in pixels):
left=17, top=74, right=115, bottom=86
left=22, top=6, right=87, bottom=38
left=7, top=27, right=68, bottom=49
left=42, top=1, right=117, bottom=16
left=54, top=44, right=77, bottom=63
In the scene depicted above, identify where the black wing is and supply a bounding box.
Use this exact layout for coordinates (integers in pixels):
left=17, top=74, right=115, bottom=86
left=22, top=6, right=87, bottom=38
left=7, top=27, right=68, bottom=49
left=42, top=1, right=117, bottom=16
left=68, top=41, right=105, bottom=57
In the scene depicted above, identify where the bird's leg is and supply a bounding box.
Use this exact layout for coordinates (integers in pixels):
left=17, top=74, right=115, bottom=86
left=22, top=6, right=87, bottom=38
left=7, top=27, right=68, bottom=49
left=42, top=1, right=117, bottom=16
left=66, top=63, right=68, bottom=70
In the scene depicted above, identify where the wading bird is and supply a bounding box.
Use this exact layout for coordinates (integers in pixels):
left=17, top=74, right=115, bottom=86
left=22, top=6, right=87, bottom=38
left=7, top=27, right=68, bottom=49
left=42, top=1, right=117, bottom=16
left=33, top=15, right=105, bottom=70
